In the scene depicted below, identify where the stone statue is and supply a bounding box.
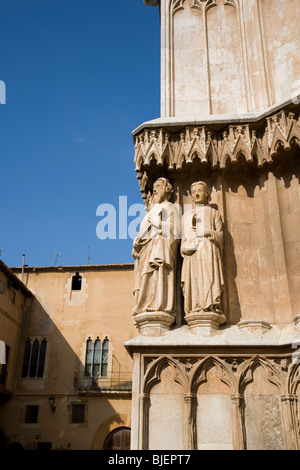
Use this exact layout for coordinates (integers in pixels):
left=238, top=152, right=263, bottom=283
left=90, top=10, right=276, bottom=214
left=132, top=177, right=180, bottom=334
left=181, top=181, right=225, bottom=331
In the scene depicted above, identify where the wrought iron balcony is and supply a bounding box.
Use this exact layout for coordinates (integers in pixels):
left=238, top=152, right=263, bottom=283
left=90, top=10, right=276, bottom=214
left=73, top=371, right=132, bottom=394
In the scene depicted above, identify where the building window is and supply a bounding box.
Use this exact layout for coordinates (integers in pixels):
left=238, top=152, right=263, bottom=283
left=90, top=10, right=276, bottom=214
left=104, top=427, right=131, bottom=450
left=0, top=280, right=4, bottom=295
left=25, top=405, right=39, bottom=423
left=0, top=345, right=10, bottom=386
left=84, top=337, right=109, bottom=377
left=11, top=290, right=16, bottom=304
left=71, top=272, right=82, bottom=291
left=21, top=338, right=47, bottom=378
left=71, top=404, right=85, bottom=424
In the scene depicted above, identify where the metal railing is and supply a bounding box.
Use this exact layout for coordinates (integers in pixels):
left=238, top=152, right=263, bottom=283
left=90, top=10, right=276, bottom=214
left=74, top=371, right=132, bottom=392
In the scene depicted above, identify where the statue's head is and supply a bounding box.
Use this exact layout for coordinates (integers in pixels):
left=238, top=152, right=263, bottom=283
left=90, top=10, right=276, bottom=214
left=152, top=177, right=173, bottom=203
left=190, top=181, right=210, bottom=205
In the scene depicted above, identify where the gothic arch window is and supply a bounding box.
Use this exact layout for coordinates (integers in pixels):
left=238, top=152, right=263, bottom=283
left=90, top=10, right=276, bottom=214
left=103, top=427, right=131, bottom=450
left=21, top=338, right=47, bottom=378
left=84, top=337, right=109, bottom=378
left=71, top=272, right=82, bottom=291
left=101, top=338, right=109, bottom=376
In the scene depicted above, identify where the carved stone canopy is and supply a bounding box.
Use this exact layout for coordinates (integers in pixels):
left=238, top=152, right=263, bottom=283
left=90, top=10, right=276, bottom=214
left=133, top=106, right=300, bottom=203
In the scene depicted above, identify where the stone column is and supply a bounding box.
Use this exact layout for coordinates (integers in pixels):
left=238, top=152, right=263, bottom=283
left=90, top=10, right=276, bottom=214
left=281, top=394, right=300, bottom=450
left=230, top=394, right=246, bottom=450
left=183, top=393, right=197, bottom=450
left=138, top=393, right=150, bottom=450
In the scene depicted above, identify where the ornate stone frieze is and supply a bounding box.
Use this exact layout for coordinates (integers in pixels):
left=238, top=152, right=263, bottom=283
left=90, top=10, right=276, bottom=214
left=133, top=109, right=300, bottom=199
left=138, top=352, right=300, bottom=450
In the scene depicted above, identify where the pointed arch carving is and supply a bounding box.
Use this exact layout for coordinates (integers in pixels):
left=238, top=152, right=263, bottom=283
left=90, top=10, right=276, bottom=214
left=287, top=358, right=300, bottom=395
left=171, top=0, right=186, bottom=15
left=238, top=355, right=285, bottom=395
left=142, top=355, right=189, bottom=395
left=190, top=355, right=236, bottom=394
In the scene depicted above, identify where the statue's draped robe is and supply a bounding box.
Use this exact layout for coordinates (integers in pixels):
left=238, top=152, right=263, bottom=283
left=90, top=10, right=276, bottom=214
left=133, top=201, right=180, bottom=315
left=181, top=205, right=224, bottom=314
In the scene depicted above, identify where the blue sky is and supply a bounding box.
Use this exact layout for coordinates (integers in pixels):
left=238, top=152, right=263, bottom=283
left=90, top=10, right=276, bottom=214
left=0, top=0, right=161, bottom=267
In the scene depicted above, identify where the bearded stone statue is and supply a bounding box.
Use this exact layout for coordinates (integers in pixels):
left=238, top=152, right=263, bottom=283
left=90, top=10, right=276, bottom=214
left=132, top=178, right=180, bottom=334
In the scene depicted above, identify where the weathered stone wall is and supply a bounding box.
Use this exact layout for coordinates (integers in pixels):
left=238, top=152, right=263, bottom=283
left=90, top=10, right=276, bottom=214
left=160, top=0, right=300, bottom=117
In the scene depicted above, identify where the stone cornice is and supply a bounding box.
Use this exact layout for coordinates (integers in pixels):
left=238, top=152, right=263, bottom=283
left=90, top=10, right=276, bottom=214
left=10, top=264, right=134, bottom=274
left=0, top=259, right=33, bottom=297
left=132, top=98, right=300, bottom=135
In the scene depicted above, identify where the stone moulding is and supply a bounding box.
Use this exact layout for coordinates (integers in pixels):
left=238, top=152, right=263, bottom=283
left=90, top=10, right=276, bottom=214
left=237, top=320, right=272, bottom=335
left=133, top=311, right=176, bottom=337
left=133, top=108, right=300, bottom=199
left=185, top=311, right=226, bottom=336
left=293, top=315, right=300, bottom=330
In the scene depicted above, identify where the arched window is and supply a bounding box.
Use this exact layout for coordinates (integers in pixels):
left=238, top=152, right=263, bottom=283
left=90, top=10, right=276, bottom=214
left=37, top=338, right=47, bottom=378
left=21, top=339, right=31, bottom=378
left=103, top=427, right=131, bottom=450
left=21, top=338, right=47, bottom=378
left=84, top=338, right=93, bottom=377
left=84, top=337, right=109, bottom=378
left=92, top=338, right=101, bottom=377
left=101, top=338, right=109, bottom=377
left=29, top=339, right=40, bottom=377
left=71, top=272, right=82, bottom=291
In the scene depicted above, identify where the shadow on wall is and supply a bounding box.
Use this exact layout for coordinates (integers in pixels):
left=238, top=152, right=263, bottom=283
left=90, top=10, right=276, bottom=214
left=2, top=291, right=123, bottom=450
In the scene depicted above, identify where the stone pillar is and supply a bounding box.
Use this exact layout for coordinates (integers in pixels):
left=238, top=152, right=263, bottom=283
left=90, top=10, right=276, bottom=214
left=231, top=394, right=246, bottom=450
left=138, top=393, right=150, bottom=450
left=183, top=393, right=197, bottom=450
left=281, top=395, right=300, bottom=450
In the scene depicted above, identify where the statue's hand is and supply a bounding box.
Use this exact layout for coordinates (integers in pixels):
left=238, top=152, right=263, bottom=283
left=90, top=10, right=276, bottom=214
left=132, top=248, right=140, bottom=260
left=203, top=229, right=212, bottom=238
left=181, top=247, right=197, bottom=256
left=181, top=240, right=198, bottom=256
left=148, top=211, right=162, bottom=230
left=133, top=236, right=140, bottom=248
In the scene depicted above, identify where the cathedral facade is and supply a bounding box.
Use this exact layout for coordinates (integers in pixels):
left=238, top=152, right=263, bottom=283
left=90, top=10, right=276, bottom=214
left=1, top=0, right=300, bottom=450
